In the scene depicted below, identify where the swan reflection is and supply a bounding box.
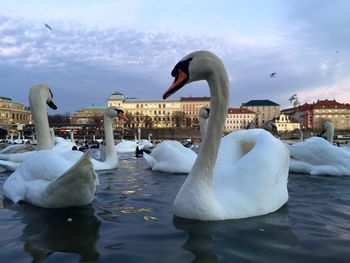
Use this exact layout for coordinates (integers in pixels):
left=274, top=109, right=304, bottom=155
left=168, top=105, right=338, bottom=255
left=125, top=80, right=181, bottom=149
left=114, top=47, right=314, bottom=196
left=3, top=200, right=101, bottom=262
left=173, top=205, right=297, bottom=262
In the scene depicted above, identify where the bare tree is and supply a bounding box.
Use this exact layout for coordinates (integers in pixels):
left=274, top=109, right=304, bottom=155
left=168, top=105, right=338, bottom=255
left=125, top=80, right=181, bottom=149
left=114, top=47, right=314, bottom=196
left=172, top=111, right=186, bottom=128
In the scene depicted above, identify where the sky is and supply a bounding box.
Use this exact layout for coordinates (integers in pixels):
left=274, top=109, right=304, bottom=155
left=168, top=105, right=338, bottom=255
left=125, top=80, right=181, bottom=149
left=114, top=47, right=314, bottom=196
left=1, top=0, right=350, bottom=114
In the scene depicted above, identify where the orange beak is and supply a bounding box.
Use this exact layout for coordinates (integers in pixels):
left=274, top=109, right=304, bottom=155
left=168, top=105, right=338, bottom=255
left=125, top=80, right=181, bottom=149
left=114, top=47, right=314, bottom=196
left=163, top=69, right=188, bottom=99
left=118, top=111, right=129, bottom=122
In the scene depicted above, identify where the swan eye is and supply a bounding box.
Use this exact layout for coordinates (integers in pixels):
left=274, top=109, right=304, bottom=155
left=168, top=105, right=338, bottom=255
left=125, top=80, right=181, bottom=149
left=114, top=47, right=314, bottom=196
left=49, top=89, right=54, bottom=98
left=171, top=57, right=192, bottom=77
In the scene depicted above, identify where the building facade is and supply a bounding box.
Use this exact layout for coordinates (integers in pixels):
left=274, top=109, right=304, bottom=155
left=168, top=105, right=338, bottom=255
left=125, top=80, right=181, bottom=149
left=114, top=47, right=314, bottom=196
left=69, top=105, right=107, bottom=125
left=282, top=99, right=350, bottom=130
left=273, top=113, right=300, bottom=132
left=224, top=108, right=256, bottom=133
left=241, top=100, right=280, bottom=127
left=107, top=92, right=210, bottom=129
left=0, top=96, right=32, bottom=134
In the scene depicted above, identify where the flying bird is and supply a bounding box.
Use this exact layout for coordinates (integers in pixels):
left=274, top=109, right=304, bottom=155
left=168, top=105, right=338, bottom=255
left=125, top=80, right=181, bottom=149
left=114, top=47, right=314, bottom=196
left=270, top=72, right=276, bottom=78
left=44, top=23, right=52, bottom=31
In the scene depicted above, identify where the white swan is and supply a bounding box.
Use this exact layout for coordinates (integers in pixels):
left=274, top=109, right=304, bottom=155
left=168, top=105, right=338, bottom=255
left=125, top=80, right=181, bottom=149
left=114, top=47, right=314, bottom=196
left=198, top=105, right=210, bottom=139
left=163, top=51, right=289, bottom=220
left=60, top=107, right=128, bottom=171
left=319, top=121, right=334, bottom=143
left=143, top=140, right=197, bottom=173
left=288, top=122, right=350, bottom=175
left=142, top=107, right=209, bottom=174
left=0, top=144, right=36, bottom=154
left=3, top=84, right=98, bottom=208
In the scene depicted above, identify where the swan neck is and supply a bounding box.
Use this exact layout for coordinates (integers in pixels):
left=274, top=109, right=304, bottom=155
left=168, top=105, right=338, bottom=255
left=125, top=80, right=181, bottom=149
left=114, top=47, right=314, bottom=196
left=104, top=114, right=117, bottom=161
left=199, top=117, right=208, bottom=140
left=190, top=72, right=229, bottom=185
left=29, top=92, right=52, bottom=150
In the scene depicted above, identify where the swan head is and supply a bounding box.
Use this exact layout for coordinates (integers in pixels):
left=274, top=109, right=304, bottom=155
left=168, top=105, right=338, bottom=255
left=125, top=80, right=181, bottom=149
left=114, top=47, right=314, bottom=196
left=105, top=107, right=128, bottom=121
left=198, top=106, right=210, bottom=120
left=163, top=51, right=224, bottom=99
left=30, top=84, right=57, bottom=110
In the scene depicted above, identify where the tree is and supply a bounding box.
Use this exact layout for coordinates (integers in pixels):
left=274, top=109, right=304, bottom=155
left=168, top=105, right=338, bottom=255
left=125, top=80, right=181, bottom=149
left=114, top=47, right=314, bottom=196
left=172, top=111, right=186, bottom=128
left=48, top=112, right=71, bottom=123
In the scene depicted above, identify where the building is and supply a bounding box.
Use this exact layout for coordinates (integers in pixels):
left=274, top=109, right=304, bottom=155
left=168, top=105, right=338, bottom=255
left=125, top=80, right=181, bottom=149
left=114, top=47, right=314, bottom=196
left=224, top=108, right=256, bottom=133
left=180, top=97, right=211, bottom=127
left=0, top=96, right=32, bottom=134
left=282, top=99, right=350, bottom=130
left=273, top=113, right=300, bottom=132
left=241, top=100, right=280, bottom=127
left=107, top=92, right=210, bottom=129
left=69, top=105, right=107, bottom=125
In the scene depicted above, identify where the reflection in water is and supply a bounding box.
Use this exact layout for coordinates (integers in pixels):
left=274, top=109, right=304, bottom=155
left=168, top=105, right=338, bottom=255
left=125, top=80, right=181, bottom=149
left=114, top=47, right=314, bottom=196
left=173, top=205, right=298, bottom=262
left=3, top=199, right=101, bottom=262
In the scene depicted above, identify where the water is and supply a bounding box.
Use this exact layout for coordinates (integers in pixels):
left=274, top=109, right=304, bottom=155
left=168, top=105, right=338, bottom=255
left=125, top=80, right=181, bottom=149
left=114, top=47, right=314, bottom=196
left=1, top=158, right=350, bottom=262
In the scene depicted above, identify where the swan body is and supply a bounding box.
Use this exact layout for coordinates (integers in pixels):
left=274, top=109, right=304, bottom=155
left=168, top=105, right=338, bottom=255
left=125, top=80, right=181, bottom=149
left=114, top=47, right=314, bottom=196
left=0, top=144, right=36, bottom=154
left=163, top=51, right=289, bottom=220
left=138, top=139, right=153, bottom=150
left=3, top=151, right=97, bottom=208
left=0, top=138, right=76, bottom=171
left=289, top=137, right=350, bottom=176
left=3, top=84, right=98, bottom=207
left=115, top=140, right=138, bottom=153
left=143, top=140, right=197, bottom=173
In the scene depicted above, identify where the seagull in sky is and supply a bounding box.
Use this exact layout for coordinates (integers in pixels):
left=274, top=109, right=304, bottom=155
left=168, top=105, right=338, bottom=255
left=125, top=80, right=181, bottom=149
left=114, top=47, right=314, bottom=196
left=270, top=72, right=276, bottom=78
left=44, top=23, right=52, bottom=31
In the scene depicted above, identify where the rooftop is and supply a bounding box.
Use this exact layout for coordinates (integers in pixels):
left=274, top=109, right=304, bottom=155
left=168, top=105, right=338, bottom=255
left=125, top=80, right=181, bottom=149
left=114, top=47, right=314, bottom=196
left=242, top=100, right=280, bottom=107
left=180, top=96, right=210, bottom=102
left=227, top=108, right=256, bottom=114
left=83, top=104, right=108, bottom=110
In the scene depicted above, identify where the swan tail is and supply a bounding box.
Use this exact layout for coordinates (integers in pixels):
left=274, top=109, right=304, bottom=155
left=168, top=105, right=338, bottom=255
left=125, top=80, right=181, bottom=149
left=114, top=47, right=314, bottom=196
left=42, top=152, right=98, bottom=208
left=0, top=160, right=19, bottom=171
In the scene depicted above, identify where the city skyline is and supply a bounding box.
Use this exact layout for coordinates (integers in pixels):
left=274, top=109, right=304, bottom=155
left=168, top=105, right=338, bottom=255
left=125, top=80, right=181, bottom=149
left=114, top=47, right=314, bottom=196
left=1, top=0, right=350, bottom=114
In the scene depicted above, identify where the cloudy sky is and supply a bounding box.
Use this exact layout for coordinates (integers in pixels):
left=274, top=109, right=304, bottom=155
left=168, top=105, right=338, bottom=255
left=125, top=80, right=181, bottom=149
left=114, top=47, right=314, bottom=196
left=1, top=0, right=349, bottom=114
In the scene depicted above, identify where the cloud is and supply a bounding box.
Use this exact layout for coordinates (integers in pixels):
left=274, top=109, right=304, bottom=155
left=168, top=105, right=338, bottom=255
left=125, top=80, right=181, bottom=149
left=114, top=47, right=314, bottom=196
left=0, top=9, right=349, bottom=114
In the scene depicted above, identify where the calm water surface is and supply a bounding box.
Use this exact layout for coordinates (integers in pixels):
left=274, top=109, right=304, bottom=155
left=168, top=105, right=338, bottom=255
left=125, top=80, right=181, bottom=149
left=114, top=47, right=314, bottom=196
left=1, top=157, right=350, bottom=262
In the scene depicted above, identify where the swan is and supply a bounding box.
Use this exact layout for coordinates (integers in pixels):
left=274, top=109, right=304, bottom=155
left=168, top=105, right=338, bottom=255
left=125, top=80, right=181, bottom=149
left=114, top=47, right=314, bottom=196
left=319, top=121, right=334, bottom=143
left=198, top=106, right=210, bottom=139
left=142, top=106, right=209, bottom=173
left=163, top=51, right=289, bottom=220
left=289, top=137, right=350, bottom=175
left=288, top=121, right=350, bottom=175
left=60, top=107, right=128, bottom=171
left=3, top=84, right=98, bottom=208
left=143, top=140, right=197, bottom=173
left=0, top=143, right=36, bottom=154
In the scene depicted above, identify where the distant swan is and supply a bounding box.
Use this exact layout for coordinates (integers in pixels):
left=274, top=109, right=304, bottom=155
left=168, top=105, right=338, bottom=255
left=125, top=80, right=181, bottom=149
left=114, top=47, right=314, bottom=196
left=3, top=84, right=97, bottom=208
left=163, top=51, right=289, bottom=220
left=142, top=106, right=209, bottom=174
left=143, top=140, right=197, bottom=173
left=60, top=107, right=128, bottom=171
left=288, top=121, right=350, bottom=175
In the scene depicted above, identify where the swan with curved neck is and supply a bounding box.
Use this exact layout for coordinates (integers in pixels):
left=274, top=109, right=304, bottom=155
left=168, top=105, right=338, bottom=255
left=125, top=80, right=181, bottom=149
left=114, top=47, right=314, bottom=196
left=319, top=121, right=334, bottom=143
left=163, top=51, right=289, bottom=220
left=30, top=84, right=57, bottom=150
left=61, top=107, right=128, bottom=170
left=3, top=84, right=97, bottom=208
